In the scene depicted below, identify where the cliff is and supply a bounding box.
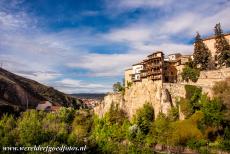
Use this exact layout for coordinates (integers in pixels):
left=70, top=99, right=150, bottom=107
left=94, top=68, right=230, bottom=119
left=0, top=68, right=83, bottom=114
left=94, top=79, right=173, bottom=118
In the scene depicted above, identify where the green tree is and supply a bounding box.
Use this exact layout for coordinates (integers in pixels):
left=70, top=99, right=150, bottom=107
left=113, top=82, right=124, bottom=93
left=17, top=110, right=47, bottom=146
left=134, top=103, right=154, bottom=135
left=152, top=113, right=171, bottom=145
left=181, top=65, right=200, bottom=82
left=193, top=32, right=212, bottom=70
left=214, top=23, right=230, bottom=67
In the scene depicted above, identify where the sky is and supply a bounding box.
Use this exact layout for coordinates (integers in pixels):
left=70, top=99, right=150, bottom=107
left=0, top=0, right=230, bottom=93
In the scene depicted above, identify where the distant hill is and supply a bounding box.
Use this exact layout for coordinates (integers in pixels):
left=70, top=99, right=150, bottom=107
left=72, top=93, right=106, bottom=100
left=0, top=68, right=83, bottom=115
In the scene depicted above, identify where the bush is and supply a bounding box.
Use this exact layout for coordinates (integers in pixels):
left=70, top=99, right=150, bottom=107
left=180, top=98, right=193, bottom=118
left=213, top=78, right=230, bottom=122
left=181, top=65, right=200, bottom=82
left=0, top=114, right=16, bottom=146
left=170, top=112, right=204, bottom=146
left=17, top=110, right=47, bottom=146
left=168, top=106, right=179, bottom=121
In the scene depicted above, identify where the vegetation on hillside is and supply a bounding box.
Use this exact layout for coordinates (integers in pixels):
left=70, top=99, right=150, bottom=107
left=1, top=79, right=230, bottom=153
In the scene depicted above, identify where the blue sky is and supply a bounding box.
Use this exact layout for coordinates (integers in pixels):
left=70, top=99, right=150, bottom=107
left=0, top=0, right=230, bottom=93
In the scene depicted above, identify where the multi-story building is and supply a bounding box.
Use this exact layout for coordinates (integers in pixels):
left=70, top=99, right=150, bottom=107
left=202, top=33, right=230, bottom=67
left=141, top=51, right=164, bottom=81
left=125, top=51, right=192, bottom=84
left=132, top=63, right=144, bottom=82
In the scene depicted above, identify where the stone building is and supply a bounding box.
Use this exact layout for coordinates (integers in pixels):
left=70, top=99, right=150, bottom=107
left=202, top=33, right=230, bottom=67
left=141, top=51, right=164, bottom=81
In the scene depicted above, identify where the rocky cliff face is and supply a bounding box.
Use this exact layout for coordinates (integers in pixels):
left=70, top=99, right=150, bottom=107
left=0, top=68, right=83, bottom=115
left=94, top=79, right=173, bottom=119
left=94, top=68, right=230, bottom=119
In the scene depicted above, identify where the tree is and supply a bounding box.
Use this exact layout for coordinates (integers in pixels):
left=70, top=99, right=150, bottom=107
left=135, top=103, right=154, bottom=135
left=113, top=82, right=124, bottom=93
left=193, top=32, right=212, bottom=70
left=181, top=65, right=200, bottom=82
left=214, top=23, right=230, bottom=67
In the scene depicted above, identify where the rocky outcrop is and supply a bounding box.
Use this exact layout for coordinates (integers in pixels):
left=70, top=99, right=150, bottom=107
left=94, top=79, right=173, bottom=119
left=94, top=68, right=230, bottom=119
left=0, top=68, right=83, bottom=114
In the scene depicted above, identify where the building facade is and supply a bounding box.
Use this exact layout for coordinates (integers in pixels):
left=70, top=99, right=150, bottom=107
left=132, top=63, right=144, bottom=82
left=141, top=51, right=164, bottom=81
left=202, top=33, right=230, bottom=67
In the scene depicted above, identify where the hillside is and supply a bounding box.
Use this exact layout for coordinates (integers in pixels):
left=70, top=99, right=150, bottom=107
left=0, top=68, right=83, bottom=114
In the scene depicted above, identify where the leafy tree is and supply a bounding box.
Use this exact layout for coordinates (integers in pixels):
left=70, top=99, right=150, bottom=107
left=113, top=82, right=124, bottom=92
left=181, top=65, right=200, bottom=82
left=193, top=32, right=212, bottom=70
left=152, top=113, right=171, bottom=145
left=201, top=97, right=223, bottom=128
left=134, top=103, right=154, bottom=135
left=214, top=23, right=230, bottom=67
left=185, top=85, right=202, bottom=111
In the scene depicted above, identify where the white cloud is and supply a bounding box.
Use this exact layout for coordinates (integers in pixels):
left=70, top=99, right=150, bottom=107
left=105, top=0, right=173, bottom=12
left=67, top=53, right=144, bottom=76
left=16, top=71, right=61, bottom=83
left=1, top=0, right=230, bottom=93
left=104, top=26, right=152, bottom=42
left=55, top=79, right=112, bottom=93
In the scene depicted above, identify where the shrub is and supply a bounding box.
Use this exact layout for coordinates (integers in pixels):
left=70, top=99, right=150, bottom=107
left=17, top=110, right=47, bottom=146
left=179, top=98, right=193, bottom=118
left=221, top=127, right=230, bottom=151
left=170, top=112, right=204, bottom=146
left=0, top=114, right=16, bottom=146
left=213, top=78, right=230, bottom=122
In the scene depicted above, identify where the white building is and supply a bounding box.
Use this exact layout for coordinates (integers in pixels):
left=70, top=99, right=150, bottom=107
left=132, top=63, right=143, bottom=82
left=168, top=53, right=182, bottom=61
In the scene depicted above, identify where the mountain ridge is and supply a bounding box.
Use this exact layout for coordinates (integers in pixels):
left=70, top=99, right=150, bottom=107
left=0, top=68, right=83, bottom=115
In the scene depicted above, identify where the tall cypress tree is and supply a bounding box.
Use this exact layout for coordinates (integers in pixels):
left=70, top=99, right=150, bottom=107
left=214, top=23, right=230, bottom=68
left=193, top=32, right=212, bottom=70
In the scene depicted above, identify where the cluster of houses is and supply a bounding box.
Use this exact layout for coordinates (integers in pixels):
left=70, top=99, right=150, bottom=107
left=124, top=33, right=230, bottom=86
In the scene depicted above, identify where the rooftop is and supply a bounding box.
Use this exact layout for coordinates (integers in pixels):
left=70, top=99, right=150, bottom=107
left=202, top=32, right=230, bottom=41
